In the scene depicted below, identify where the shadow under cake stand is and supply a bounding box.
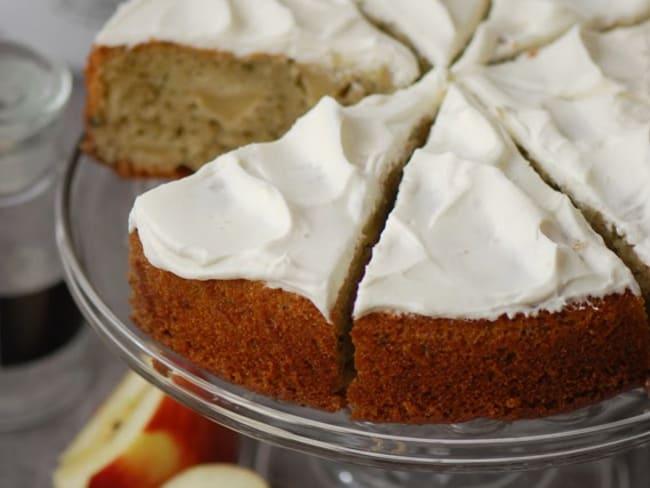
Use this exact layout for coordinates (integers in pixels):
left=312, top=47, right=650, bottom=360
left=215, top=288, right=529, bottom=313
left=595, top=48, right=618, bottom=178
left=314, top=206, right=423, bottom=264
left=56, top=149, right=650, bottom=488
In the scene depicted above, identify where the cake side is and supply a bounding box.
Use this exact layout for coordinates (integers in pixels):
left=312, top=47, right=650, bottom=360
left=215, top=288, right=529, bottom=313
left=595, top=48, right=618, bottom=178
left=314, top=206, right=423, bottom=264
left=129, top=231, right=346, bottom=410
left=84, top=43, right=403, bottom=177
left=350, top=292, right=650, bottom=423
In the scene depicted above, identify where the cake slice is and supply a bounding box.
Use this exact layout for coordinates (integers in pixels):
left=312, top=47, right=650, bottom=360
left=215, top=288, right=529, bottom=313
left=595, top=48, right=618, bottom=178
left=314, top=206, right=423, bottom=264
left=128, top=70, right=446, bottom=410
left=354, top=0, right=488, bottom=69
left=458, top=22, right=650, bottom=304
left=349, top=85, right=649, bottom=423
left=84, top=0, right=420, bottom=177
left=455, top=0, right=650, bottom=68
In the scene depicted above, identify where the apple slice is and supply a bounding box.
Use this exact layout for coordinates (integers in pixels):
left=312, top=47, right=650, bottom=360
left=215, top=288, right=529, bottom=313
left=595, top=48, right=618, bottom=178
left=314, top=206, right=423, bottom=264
left=54, top=372, right=237, bottom=488
left=162, top=464, right=269, bottom=488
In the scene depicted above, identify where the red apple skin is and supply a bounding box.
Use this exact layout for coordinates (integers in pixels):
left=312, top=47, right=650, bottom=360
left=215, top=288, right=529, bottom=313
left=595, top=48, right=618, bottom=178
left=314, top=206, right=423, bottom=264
left=88, top=396, right=238, bottom=488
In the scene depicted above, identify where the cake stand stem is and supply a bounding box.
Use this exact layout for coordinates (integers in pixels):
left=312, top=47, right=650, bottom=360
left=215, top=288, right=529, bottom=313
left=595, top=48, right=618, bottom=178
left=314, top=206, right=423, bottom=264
left=250, top=441, right=645, bottom=488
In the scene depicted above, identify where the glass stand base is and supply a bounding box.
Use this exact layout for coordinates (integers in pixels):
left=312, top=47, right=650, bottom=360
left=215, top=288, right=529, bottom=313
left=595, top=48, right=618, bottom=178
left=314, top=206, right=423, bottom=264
left=309, top=461, right=556, bottom=488
left=251, top=441, right=644, bottom=488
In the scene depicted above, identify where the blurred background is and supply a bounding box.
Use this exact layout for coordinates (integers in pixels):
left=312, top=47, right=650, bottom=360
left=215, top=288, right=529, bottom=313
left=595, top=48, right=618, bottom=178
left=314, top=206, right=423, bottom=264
left=0, top=2, right=127, bottom=486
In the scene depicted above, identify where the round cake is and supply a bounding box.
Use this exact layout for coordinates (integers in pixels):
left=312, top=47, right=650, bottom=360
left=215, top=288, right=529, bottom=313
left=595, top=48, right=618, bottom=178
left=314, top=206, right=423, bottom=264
left=83, top=1, right=650, bottom=423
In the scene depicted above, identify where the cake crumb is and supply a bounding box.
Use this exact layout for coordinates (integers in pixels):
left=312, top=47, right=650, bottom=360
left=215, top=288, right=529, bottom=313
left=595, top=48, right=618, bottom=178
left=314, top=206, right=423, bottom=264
left=572, top=240, right=586, bottom=251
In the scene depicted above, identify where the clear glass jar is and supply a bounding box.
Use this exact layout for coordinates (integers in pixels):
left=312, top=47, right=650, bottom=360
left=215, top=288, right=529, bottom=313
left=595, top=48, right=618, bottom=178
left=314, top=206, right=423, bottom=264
left=0, top=40, right=92, bottom=430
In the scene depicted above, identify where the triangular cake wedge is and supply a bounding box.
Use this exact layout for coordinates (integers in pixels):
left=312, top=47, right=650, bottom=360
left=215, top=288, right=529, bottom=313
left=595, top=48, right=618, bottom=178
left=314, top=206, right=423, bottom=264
left=84, top=0, right=420, bottom=177
left=349, top=85, right=649, bottom=423
left=455, top=0, right=650, bottom=68
left=128, top=70, right=446, bottom=410
left=458, top=22, right=650, bottom=306
left=354, top=0, right=489, bottom=69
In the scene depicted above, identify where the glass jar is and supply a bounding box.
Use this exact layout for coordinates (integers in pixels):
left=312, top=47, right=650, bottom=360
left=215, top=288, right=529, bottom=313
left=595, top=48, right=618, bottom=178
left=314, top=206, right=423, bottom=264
left=0, top=40, right=92, bottom=430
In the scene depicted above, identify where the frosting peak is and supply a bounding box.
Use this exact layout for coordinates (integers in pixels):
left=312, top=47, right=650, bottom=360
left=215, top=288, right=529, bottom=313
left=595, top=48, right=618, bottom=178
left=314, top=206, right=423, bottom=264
left=355, top=0, right=488, bottom=67
left=455, top=0, right=650, bottom=67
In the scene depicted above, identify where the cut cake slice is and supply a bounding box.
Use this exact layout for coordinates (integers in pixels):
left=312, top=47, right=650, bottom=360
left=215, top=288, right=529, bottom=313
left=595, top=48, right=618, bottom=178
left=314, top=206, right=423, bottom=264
left=83, top=0, right=420, bottom=177
left=458, top=21, right=650, bottom=305
left=128, top=70, right=446, bottom=410
left=349, top=85, right=649, bottom=423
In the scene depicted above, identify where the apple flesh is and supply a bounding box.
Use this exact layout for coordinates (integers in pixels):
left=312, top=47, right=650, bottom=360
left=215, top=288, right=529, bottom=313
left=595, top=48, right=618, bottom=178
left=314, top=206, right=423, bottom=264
left=162, top=464, right=269, bottom=488
left=54, top=372, right=237, bottom=488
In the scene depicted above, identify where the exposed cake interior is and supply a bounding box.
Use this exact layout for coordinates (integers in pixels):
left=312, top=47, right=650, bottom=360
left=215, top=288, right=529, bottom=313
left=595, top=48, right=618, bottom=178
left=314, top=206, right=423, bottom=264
left=458, top=21, right=650, bottom=305
left=128, top=69, right=446, bottom=409
left=84, top=0, right=420, bottom=176
left=349, top=85, right=648, bottom=422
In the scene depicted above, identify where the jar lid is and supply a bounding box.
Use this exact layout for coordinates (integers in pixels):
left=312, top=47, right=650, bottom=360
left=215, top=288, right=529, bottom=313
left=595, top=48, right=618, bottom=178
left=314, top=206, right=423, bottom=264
left=0, top=40, right=72, bottom=150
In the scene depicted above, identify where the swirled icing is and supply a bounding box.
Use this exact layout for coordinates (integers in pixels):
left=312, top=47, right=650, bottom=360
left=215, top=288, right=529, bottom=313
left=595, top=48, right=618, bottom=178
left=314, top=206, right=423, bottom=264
left=95, top=0, right=420, bottom=87
left=354, top=0, right=488, bottom=67
left=455, top=0, right=650, bottom=67
left=458, top=23, right=650, bottom=265
left=129, top=69, right=446, bottom=321
left=353, top=85, right=637, bottom=319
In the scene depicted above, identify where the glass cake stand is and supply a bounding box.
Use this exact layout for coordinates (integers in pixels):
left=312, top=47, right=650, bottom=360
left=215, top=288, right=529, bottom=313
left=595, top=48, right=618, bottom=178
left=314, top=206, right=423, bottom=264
left=56, top=149, right=650, bottom=486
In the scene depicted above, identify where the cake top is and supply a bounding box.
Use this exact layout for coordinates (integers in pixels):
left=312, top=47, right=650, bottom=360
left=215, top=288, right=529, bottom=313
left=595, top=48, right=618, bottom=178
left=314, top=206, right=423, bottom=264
left=455, top=0, right=650, bottom=66
left=458, top=22, right=650, bottom=264
left=354, top=0, right=488, bottom=68
left=459, top=22, right=650, bottom=102
left=129, top=69, right=445, bottom=321
left=353, top=85, right=638, bottom=320
left=95, top=0, right=419, bottom=87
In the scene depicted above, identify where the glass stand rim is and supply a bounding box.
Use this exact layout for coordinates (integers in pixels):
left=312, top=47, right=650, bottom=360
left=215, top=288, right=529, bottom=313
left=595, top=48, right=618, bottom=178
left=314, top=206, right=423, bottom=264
left=56, top=148, right=650, bottom=472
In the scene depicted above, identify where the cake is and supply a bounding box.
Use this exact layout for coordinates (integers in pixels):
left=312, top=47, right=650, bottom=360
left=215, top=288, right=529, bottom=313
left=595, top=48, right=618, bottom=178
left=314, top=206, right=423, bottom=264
left=128, top=70, right=446, bottom=410
left=349, top=85, right=650, bottom=423
left=455, top=0, right=650, bottom=68
left=354, top=0, right=489, bottom=68
left=83, top=0, right=420, bottom=177
left=122, top=6, right=650, bottom=423
left=458, top=21, right=650, bottom=305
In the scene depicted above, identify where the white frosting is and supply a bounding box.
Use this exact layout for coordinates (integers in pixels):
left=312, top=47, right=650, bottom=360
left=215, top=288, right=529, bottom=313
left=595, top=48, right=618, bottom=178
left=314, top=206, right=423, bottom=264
left=455, top=0, right=650, bottom=67
left=581, top=21, right=650, bottom=103
left=354, top=0, right=488, bottom=67
left=129, top=70, right=446, bottom=321
left=96, top=0, right=420, bottom=87
left=459, top=24, right=650, bottom=266
left=354, top=85, right=637, bottom=320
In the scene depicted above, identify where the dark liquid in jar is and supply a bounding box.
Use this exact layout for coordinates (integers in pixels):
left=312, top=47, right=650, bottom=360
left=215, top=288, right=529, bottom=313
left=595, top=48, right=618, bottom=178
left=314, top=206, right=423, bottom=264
left=0, top=281, right=83, bottom=365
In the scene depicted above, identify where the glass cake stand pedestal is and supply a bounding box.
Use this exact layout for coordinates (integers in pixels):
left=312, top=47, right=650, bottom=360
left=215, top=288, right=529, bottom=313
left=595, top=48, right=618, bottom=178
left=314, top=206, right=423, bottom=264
left=56, top=149, right=650, bottom=487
